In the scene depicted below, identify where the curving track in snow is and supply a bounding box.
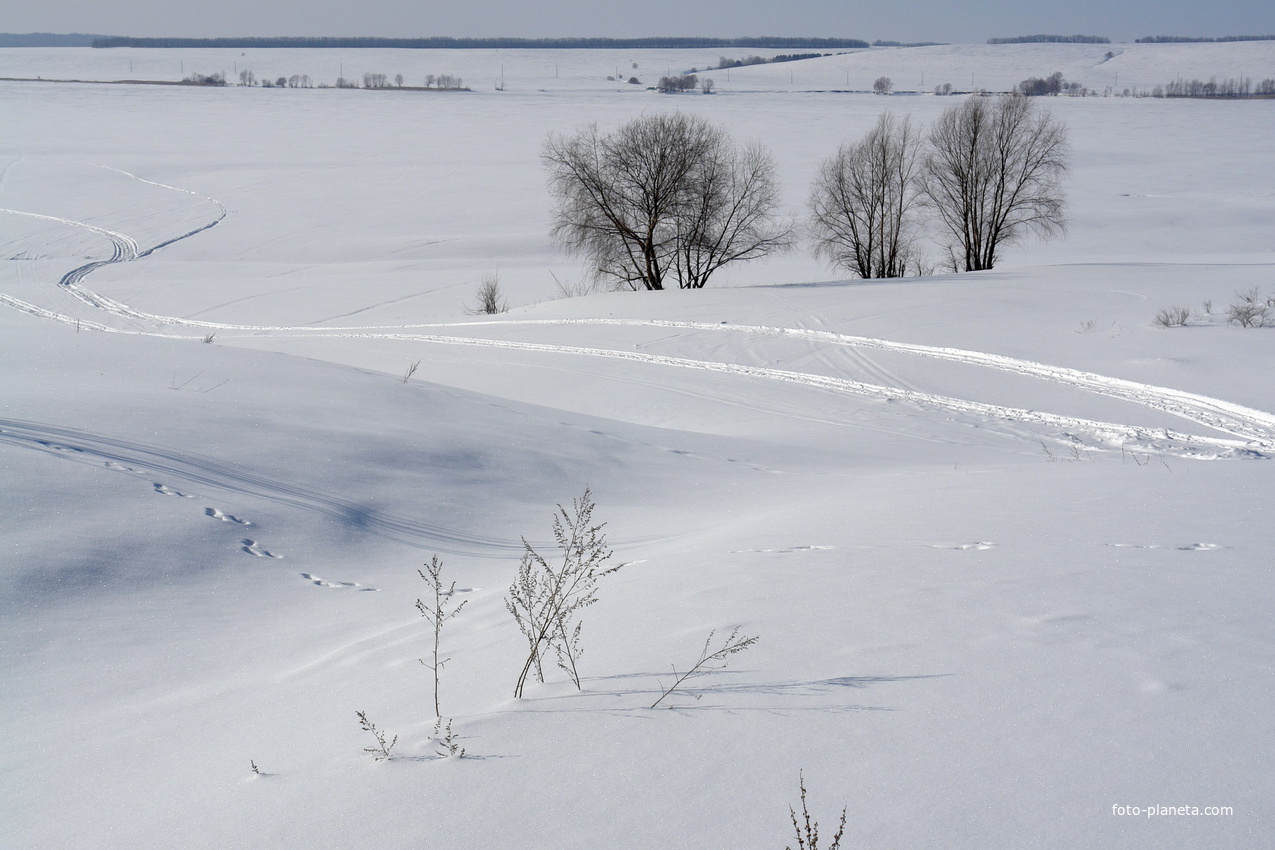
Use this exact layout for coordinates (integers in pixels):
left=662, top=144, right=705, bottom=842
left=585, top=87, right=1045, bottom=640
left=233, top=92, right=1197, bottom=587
left=3, top=170, right=1274, bottom=459
left=315, top=327, right=1273, bottom=459
left=1, top=164, right=226, bottom=323
left=411, top=317, right=1275, bottom=449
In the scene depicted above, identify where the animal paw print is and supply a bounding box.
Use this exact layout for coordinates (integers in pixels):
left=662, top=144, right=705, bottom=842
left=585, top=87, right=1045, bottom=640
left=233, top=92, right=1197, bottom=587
left=153, top=483, right=193, bottom=498
left=241, top=539, right=281, bottom=559
left=299, top=573, right=377, bottom=591
left=205, top=506, right=251, bottom=525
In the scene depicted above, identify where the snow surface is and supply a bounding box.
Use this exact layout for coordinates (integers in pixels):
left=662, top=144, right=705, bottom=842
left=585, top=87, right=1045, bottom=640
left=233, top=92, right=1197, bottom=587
left=2, top=42, right=1274, bottom=849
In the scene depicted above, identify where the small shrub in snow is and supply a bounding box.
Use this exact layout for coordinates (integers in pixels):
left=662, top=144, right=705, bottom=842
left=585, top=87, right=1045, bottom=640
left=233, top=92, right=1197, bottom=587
left=417, top=555, right=467, bottom=717
left=787, top=772, right=847, bottom=850
left=355, top=710, right=397, bottom=761
left=506, top=488, right=623, bottom=697
left=1226, top=287, right=1272, bottom=327
left=432, top=717, right=466, bottom=758
left=403, top=359, right=420, bottom=383
left=466, top=273, right=508, bottom=315
left=1153, top=305, right=1192, bottom=327
left=649, top=626, right=759, bottom=708
left=551, top=271, right=598, bottom=299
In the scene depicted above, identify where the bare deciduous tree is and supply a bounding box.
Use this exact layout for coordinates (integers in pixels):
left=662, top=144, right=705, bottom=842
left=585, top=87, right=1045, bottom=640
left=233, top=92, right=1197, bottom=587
left=808, top=112, right=926, bottom=280
left=924, top=95, right=1069, bottom=271
left=543, top=113, right=791, bottom=290
left=873, top=75, right=893, bottom=94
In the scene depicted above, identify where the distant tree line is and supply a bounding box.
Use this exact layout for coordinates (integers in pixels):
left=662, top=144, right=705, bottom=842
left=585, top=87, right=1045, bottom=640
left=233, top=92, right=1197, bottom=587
left=715, top=52, right=836, bottom=69
left=872, top=40, right=947, bottom=47
left=1151, top=77, right=1275, bottom=97
left=1135, top=34, right=1275, bottom=43
left=91, top=36, right=870, bottom=50
left=233, top=68, right=464, bottom=90
left=988, top=35, right=1110, bottom=44
left=0, top=32, right=111, bottom=47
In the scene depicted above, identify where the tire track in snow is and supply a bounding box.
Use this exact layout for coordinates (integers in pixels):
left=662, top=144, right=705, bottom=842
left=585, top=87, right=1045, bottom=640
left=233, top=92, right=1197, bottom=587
left=4, top=290, right=1271, bottom=457
left=316, top=328, right=1270, bottom=458
left=392, top=317, right=1275, bottom=452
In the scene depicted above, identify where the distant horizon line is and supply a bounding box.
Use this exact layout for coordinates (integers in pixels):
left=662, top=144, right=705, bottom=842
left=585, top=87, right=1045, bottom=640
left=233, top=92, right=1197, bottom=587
left=90, top=36, right=876, bottom=50
left=3, top=32, right=1273, bottom=50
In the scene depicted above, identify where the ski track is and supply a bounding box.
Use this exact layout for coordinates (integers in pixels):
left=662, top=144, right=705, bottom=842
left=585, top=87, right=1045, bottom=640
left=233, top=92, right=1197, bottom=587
left=3, top=168, right=1274, bottom=459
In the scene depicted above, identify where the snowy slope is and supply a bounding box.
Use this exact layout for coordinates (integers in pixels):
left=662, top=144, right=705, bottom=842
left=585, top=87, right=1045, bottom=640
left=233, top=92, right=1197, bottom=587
left=2, top=44, right=1274, bottom=849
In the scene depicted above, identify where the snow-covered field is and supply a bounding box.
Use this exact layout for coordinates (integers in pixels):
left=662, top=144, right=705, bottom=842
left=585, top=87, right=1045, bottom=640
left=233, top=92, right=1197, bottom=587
left=3, top=42, right=1274, bottom=848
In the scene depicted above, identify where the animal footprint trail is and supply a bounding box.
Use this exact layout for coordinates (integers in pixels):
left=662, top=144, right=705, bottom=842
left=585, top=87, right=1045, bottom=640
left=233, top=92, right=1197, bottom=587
left=731, top=545, right=835, bottom=554
left=241, top=539, right=282, bottom=559
left=1107, top=542, right=1222, bottom=551
left=299, top=572, right=377, bottom=591
left=104, top=460, right=147, bottom=475
left=205, top=506, right=251, bottom=525
left=153, top=483, right=193, bottom=498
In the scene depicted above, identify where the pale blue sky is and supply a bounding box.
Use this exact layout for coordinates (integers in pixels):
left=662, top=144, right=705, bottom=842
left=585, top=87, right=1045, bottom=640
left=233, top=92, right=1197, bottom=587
left=5, top=0, right=1273, bottom=44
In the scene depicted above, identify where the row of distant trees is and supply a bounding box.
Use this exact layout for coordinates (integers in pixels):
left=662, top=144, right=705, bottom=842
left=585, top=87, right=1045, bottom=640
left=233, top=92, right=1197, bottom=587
left=225, top=70, right=465, bottom=90
left=1153, top=77, right=1275, bottom=97
left=715, top=53, right=835, bottom=69
left=234, top=70, right=314, bottom=87
left=92, top=36, right=871, bottom=49
left=542, top=96, right=1069, bottom=289
left=989, top=35, right=1110, bottom=44
left=1135, top=34, right=1275, bottom=43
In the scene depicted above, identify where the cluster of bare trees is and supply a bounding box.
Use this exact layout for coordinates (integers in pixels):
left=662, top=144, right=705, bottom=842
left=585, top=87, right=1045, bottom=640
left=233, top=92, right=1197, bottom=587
left=657, top=73, right=712, bottom=93
left=544, top=97, right=1069, bottom=288
left=810, top=96, right=1068, bottom=276
left=236, top=70, right=313, bottom=87
left=1017, top=71, right=1088, bottom=97
left=425, top=74, right=465, bottom=89
left=181, top=71, right=225, bottom=86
